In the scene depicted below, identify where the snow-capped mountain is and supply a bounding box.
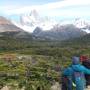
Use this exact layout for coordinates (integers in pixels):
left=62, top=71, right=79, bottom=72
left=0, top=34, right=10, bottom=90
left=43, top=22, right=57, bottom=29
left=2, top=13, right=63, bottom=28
left=0, top=14, right=89, bottom=41
left=12, top=10, right=90, bottom=34
left=74, top=19, right=90, bottom=33
left=74, top=19, right=90, bottom=28
left=9, top=9, right=90, bottom=41
left=15, top=10, right=57, bottom=33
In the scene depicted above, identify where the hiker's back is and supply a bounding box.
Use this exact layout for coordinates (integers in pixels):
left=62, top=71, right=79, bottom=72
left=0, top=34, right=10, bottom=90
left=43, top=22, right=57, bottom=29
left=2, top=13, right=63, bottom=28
left=72, top=68, right=86, bottom=90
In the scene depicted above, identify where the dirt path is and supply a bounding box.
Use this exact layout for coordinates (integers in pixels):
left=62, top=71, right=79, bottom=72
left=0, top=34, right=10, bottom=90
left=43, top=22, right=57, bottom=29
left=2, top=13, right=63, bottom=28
left=50, top=83, right=90, bottom=90
left=2, top=84, right=90, bottom=90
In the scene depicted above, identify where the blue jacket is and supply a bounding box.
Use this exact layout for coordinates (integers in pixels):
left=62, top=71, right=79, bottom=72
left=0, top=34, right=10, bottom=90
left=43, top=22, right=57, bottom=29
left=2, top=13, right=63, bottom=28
left=63, top=64, right=90, bottom=90
left=64, top=64, right=90, bottom=75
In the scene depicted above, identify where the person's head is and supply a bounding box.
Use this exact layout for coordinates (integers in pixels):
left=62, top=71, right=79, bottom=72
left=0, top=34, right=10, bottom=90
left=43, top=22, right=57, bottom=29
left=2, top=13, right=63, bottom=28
left=72, top=56, right=80, bottom=65
left=80, top=55, right=88, bottom=62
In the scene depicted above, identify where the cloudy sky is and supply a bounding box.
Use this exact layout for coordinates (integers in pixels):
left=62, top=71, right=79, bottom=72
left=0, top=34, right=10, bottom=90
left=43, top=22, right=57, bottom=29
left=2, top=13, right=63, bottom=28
left=0, top=0, right=90, bottom=21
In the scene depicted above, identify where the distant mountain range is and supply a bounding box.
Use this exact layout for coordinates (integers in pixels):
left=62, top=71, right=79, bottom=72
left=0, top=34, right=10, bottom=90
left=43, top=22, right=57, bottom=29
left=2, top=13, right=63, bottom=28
left=32, top=24, right=86, bottom=41
left=0, top=15, right=90, bottom=52
left=0, top=15, right=90, bottom=41
left=13, top=10, right=90, bottom=34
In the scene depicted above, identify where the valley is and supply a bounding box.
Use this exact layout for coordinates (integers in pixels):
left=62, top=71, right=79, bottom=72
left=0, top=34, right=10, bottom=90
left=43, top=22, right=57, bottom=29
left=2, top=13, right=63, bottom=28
left=0, top=16, right=90, bottom=90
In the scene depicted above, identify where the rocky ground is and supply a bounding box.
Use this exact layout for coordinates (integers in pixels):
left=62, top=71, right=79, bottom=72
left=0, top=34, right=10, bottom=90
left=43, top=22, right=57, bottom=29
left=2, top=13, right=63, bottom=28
left=1, top=85, right=90, bottom=90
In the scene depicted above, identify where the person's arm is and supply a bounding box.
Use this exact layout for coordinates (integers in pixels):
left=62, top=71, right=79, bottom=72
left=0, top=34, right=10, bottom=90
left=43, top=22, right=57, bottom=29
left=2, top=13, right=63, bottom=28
left=81, top=66, right=90, bottom=74
left=63, top=67, right=73, bottom=76
left=72, top=64, right=90, bottom=74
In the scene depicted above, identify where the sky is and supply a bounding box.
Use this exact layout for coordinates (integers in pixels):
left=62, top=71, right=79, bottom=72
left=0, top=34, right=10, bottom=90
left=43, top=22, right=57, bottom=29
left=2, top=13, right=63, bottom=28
left=0, top=0, right=90, bottom=21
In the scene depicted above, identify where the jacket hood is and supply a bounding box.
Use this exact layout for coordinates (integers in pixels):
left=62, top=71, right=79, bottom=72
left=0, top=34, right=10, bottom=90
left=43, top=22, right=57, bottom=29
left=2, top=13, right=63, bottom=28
left=72, top=56, right=80, bottom=65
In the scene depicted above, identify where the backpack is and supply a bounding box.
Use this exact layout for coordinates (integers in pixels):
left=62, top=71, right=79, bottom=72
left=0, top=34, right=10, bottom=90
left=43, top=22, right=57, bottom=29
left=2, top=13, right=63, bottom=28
left=82, top=60, right=90, bottom=86
left=62, top=65, right=86, bottom=90
left=61, top=75, right=68, bottom=90
left=71, top=67, right=86, bottom=90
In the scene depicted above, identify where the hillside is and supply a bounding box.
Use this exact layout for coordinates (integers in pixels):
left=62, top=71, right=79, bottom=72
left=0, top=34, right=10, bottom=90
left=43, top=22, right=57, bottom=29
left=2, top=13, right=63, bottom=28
left=62, top=33, right=90, bottom=46
left=0, top=16, right=33, bottom=40
left=72, top=33, right=90, bottom=43
left=0, top=16, right=21, bottom=32
left=32, top=24, right=86, bottom=41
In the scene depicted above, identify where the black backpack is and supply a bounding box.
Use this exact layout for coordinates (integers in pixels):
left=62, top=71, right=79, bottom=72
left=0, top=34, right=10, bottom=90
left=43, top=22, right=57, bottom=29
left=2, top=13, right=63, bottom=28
left=82, top=60, right=90, bottom=86
left=61, top=75, right=68, bottom=90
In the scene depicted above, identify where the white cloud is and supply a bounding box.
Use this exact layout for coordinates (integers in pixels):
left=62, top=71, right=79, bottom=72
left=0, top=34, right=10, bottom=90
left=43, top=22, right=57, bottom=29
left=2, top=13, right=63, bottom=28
left=43, top=0, right=90, bottom=10
left=47, top=9, right=90, bottom=17
left=1, top=0, right=90, bottom=20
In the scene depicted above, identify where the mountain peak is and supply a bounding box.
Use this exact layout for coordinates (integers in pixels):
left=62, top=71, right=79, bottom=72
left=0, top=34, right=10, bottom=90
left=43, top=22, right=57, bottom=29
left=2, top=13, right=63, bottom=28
left=15, top=10, right=57, bottom=32
left=74, top=18, right=90, bottom=28
left=0, top=16, right=11, bottom=25
left=30, top=10, right=39, bottom=18
left=0, top=16, right=23, bottom=32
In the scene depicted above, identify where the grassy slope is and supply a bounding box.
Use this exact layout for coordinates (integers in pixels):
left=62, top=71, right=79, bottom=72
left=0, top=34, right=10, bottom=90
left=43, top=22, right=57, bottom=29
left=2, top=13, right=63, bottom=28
left=0, top=34, right=90, bottom=89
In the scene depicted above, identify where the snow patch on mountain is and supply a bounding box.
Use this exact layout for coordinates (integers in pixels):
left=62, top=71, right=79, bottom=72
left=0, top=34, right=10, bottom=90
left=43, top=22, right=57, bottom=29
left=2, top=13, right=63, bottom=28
left=82, top=29, right=90, bottom=33
left=74, top=19, right=90, bottom=33
left=74, top=19, right=90, bottom=28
